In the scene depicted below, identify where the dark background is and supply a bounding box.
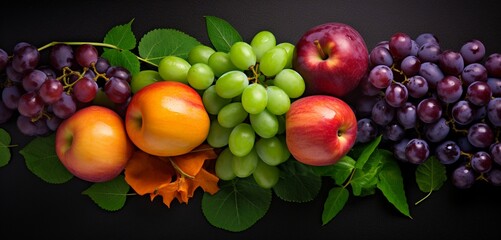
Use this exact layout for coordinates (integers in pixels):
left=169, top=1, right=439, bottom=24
left=1, top=0, right=501, bottom=239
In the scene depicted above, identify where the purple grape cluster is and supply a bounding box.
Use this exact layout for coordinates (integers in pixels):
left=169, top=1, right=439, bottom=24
left=0, top=43, right=132, bottom=136
left=352, top=32, right=501, bottom=189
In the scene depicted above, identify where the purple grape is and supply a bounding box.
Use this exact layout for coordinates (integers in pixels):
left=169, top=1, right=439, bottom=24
left=424, top=117, right=450, bottom=143
left=371, top=99, right=395, bottom=126
left=105, top=66, right=132, bottom=83
left=417, top=42, right=441, bottom=62
left=436, top=140, right=461, bottom=164
left=16, top=115, right=50, bottom=136
left=485, top=53, right=501, bottom=78
left=470, top=151, right=492, bottom=173
left=405, top=138, right=430, bottom=164
left=38, top=65, right=57, bottom=78
left=460, top=39, right=485, bottom=64
left=6, top=63, right=24, bottom=82
left=22, top=69, right=48, bottom=92
left=451, top=100, right=476, bottom=125
left=461, top=63, right=488, bottom=86
left=452, top=165, right=475, bottom=189
left=1, top=85, right=23, bottom=110
left=487, top=168, right=501, bottom=186
left=466, top=81, right=492, bottom=106
left=383, top=123, right=405, bottom=142
left=355, top=95, right=379, bottom=118
left=490, top=142, right=501, bottom=165
left=17, top=92, right=44, bottom=118
left=359, top=74, right=382, bottom=96
left=400, top=55, right=421, bottom=76
left=486, top=77, right=501, bottom=97
left=385, top=82, right=408, bottom=108
left=39, top=78, right=63, bottom=104
left=356, top=118, right=379, bottom=143
left=394, top=138, right=410, bottom=162
left=75, top=44, right=98, bottom=68
left=487, top=98, right=501, bottom=126
left=73, top=77, right=98, bottom=103
left=410, top=40, right=419, bottom=56
left=415, top=33, right=439, bottom=46
left=368, top=65, right=393, bottom=89
left=52, top=92, right=77, bottom=119
left=95, top=57, right=111, bottom=74
left=436, top=75, right=463, bottom=103
left=396, top=102, right=417, bottom=129
left=49, top=43, right=75, bottom=70
left=417, top=97, right=442, bottom=123
left=46, top=116, right=62, bottom=131
left=11, top=44, right=40, bottom=74
left=405, top=75, right=429, bottom=98
left=467, top=122, right=494, bottom=148
left=419, top=62, right=444, bottom=88
left=0, top=48, right=8, bottom=71
left=389, top=32, right=413, bottom=60
left=438, top=50, right=464, bottom=75
left=369, top=46, right=393, bottom=67
left=104, top=77, right=131, bottom=104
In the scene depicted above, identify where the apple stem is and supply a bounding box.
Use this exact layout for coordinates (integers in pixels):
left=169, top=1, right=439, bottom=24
left=314, top=40, right=327, bottom=60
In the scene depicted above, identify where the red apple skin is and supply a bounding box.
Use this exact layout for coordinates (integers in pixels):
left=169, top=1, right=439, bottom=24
left=285, top=95, right=358, bottom=166
left=293, top=22, right=369, bottom=97
left=56, top=106, right=134, bottom=182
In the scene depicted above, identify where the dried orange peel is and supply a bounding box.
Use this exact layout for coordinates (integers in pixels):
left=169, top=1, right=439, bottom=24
left=124, top=144, right=219, bottom=207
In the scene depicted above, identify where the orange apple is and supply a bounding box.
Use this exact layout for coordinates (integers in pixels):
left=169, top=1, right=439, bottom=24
left=55, top=105, right=133, bottom=182
left=125, top=81, right=210, bottom=156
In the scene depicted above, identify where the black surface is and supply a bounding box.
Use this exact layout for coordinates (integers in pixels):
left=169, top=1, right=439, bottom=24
left=1, top=0, right=501, bottom=239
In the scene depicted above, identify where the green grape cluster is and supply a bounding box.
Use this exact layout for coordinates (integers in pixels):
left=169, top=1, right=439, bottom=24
left=173, top=30, right=306, bottom=189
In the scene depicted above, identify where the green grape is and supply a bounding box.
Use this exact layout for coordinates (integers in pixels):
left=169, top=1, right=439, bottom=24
left=276, top=42, right=295, bottom=69
left=207, top=120, right=233, bottom=148
left=215, top=147, right=236, bottom=181
left=255, top=136, right=287, bottom=166
left=217, top=102, right=248, bottom=128
left=229, top=42, right=256, bottom=70
left=188, top=45, right=215, bottom=65
left=228, top=123, right=256, bottom=157
left=208, top=51, right=237, bottom=77
left=249, top=109, right=278, bottom=138
left=250, top=30, right=276, bottom=61
left=158, top=55, right=191, bottom=84
left=215, top=70, right=249, bottom=98
left=187, top=63, right=214, bottom=90
left=266, top=86, right=290, bottom=115
left=273, top=69, right=306, bottom=98
left=259, top=46, right=287, bottom=77
left=202, top=85, right=232, bottom=115
left=277, top=134, right=291, bottom=162
left=130, top=70, right=161, bottom=93
left=241, top=83, right=268, bottom=114
left=252, top=159, right=280, bottom=189
left=232, top=147, right=259, bottom=178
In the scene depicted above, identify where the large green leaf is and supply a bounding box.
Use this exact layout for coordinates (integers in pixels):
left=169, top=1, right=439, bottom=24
left=322, top=187, right=349, bottom=225
left=19, top=134, right=73, bottom=184
left=415, top=156, right=447, bottom=205
left=82, top=174, right=130, bottom=211
left=273, top=160, right=322, bottom=203
left=202, top=177, right=271, bottom=232
left=205, top=15, right=243, bottom=52
left=312, top=155, right=355, bottom=186
left=138, top=28, right=200, bottom=65
left=103, top=19, right=136, bottom=50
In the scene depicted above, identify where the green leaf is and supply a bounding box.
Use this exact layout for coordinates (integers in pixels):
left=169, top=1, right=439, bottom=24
left=138, top=28, right=200, bottom=65
left=19, top=133, right=73, bottom=184
left=354, top=134, right=382, bottom=169
left=101, top=49, right=140, bottom=75
left=322, top=187, right=349, bottom=225
left=0, top=128, right=12, bottom=167
left=103, top=19, right=136, bottom=50
left=376, top=149, right=411, bottom=218
left=312, top=155, right=355, bottom=186
left=205, top=15, right=243, bottom=52
left=350, top=148, right=386, bottom=196
left=415, top=156, right=447, bottom=205
left=273, top=160, right=322, bottom=203
left=82, top=174, right=130, bottom=211
left=202, top=177, right=271, bottom=232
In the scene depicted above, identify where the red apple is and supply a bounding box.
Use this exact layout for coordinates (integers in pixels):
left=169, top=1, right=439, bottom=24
left=285, top=95, right=358, bottom=166
left=293, top=22, right=369, bottom=97
left=55, top=105, right=134, bottom=182
left=125, top=81, right=210, bottom=156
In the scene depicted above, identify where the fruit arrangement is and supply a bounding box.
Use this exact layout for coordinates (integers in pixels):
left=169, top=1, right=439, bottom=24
left=1, top=16, right=501, bottom=233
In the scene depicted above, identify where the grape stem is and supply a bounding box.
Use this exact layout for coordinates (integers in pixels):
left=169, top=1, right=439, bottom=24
left=37, top=41, right=157, bottom=67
